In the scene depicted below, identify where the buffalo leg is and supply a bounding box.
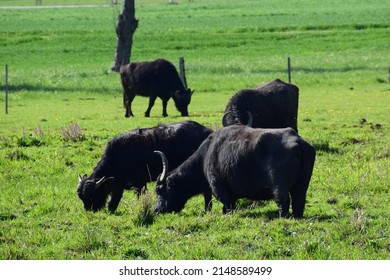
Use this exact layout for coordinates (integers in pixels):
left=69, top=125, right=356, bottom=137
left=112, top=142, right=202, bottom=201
left=290, top=189, right=305, bottom=218
left=217, top=191, right=235, bottom=214
left=108, top=188, right=124, bottom=213
left=273, top=188, right=290, bottom=218
left=162, top=99, right=168, bottom=117
left=145, top=96, right=157, bottom=117
left=290, top=142, right=315, bottom=218
left=208, top=178, right=234, bottom=214
left=204, top=190, right=213, bottom=211
left=124, top=92, right=135, bottom=117
left=222, top=201, right=236, bottom=214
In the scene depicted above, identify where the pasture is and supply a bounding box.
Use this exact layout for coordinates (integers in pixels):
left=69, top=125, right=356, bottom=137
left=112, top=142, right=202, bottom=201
left=0, top=0, right=389, bottom=260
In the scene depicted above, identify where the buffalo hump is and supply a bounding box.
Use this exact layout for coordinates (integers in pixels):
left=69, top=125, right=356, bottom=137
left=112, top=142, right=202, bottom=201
left=223, top=79, right=299, bottom=132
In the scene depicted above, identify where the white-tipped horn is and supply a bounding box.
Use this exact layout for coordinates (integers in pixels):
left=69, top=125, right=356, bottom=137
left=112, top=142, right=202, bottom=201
left=78, top=174, right=83, bottom=182
left=154, top=150, right=169, bottom=182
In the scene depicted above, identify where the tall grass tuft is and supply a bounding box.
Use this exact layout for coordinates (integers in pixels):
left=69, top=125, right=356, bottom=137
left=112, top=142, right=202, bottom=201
left=17, top=126, right=45, bottom=147
left=352, top=208, right=367, bottom=233
left=133, top=191, right=155, bottom=227
left=61, top=121, right=85, bottom=142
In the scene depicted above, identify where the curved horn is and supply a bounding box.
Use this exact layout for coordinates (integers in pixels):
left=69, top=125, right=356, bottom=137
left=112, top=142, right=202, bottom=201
left=95, top=177, right=106, bottom=189
left=222, top=111, right=231, bottom=127
left=246, top=111, right=253, bottom=127
left=154, top=150, right=169, bottom=182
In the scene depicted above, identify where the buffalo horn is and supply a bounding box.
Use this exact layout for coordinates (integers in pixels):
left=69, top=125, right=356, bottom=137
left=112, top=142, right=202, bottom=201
left=246, top=111, right=253, bottom=127
left=95, top=177, right=106, bottom=189
left=222, top=110, right=253, bottom=127
left=221, top=111, right=231, bottom=127
left=154, top=150, right=169, bottom=182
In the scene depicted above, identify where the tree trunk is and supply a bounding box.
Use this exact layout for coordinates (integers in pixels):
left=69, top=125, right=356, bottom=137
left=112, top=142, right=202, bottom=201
left=111, top=0, right=138, bottom=72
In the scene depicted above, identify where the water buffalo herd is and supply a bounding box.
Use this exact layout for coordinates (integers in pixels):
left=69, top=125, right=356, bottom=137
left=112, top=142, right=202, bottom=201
left=77, top=58, right=316, bottom=218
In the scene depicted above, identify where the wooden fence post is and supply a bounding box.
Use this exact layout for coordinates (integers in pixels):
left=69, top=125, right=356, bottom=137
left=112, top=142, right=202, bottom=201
left=287, top=56, right=291, bottom=83
left=388, top=62, right=390, bottom=82
left=5, top=64, right=8, bottom=114
left=179, top=57, right=188, bottom=89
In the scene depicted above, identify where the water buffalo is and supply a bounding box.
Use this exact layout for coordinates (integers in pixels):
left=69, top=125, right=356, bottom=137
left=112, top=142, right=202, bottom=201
left=120, top=58, right=194, bottom=118
left=222, top=79, right=299, bottom=132
left=77, top=121, right=212, bottom=213
left=154, top=125, right=315, bottom=218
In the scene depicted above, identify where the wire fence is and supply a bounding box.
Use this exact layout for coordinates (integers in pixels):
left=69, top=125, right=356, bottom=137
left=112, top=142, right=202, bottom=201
left=0, top=0, right=120, bottom=7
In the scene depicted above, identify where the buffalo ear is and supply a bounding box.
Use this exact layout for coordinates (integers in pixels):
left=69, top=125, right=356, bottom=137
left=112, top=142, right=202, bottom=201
left=190, top=89, right=195, bottom=95
left=174, top=90, right=181, bottom=99
left=78, top=173, right=88, bottom=182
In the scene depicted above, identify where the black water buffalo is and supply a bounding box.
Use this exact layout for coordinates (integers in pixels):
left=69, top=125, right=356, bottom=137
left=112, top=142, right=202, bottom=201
left=77, top=121, right=212, bottom=213
left=222, top=79, right=299, bottom=132
left=120, top=58, right=194, bottom=118
left=154, top=125, right=315, bottom=218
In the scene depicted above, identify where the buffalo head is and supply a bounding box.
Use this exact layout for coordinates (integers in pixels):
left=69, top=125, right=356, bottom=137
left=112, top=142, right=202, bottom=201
left=77, top=174, right=114, bottom=211
left=153, top=151, right=187, bottom=214
left=174, top=88, right=194, bottom=117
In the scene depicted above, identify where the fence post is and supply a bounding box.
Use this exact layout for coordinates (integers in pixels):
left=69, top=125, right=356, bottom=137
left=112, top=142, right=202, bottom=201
left=287, top=56, right=291, bottom=83
left=388, top=62, right=390, bottom=82
left=5, top=64, right=8, bottom=114
left=179, top=56, right=188, bottom=89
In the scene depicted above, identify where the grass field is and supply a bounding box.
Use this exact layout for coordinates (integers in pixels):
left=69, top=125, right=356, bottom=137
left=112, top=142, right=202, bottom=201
left=0, top=0, right=389, bottom=260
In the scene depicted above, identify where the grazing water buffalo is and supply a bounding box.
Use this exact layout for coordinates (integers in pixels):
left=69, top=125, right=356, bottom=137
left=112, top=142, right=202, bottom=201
left=77, top=121, right=212, bottom=213
left=154, top=125, right=315, bottom=218
left=222, top=79, right=299, bottom=132
left=120, top=58, right=194, bottom=118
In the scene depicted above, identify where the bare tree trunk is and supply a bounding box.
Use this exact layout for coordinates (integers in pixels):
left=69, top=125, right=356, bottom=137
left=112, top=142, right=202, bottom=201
left=111, top=0, right=138, bottom=72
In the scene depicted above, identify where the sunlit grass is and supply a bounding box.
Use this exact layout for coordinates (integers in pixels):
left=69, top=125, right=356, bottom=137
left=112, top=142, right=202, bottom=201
left=0, top=0, right=389, bottom=260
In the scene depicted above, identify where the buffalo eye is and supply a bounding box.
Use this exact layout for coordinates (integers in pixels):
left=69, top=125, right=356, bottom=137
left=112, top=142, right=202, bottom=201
left=155, top=184, right=165, bottom=195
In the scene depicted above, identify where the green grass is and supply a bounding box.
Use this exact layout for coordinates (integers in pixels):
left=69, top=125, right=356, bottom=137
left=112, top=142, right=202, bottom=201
left=0, top=0, right=389, bottom=260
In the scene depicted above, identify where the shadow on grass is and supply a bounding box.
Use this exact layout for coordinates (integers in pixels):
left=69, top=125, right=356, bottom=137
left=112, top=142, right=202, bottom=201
left=236, top=200, right=337, bottom=221
left=238, top=209, right=336, bottom=221
left=312, top=141, right=340, bottom=154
